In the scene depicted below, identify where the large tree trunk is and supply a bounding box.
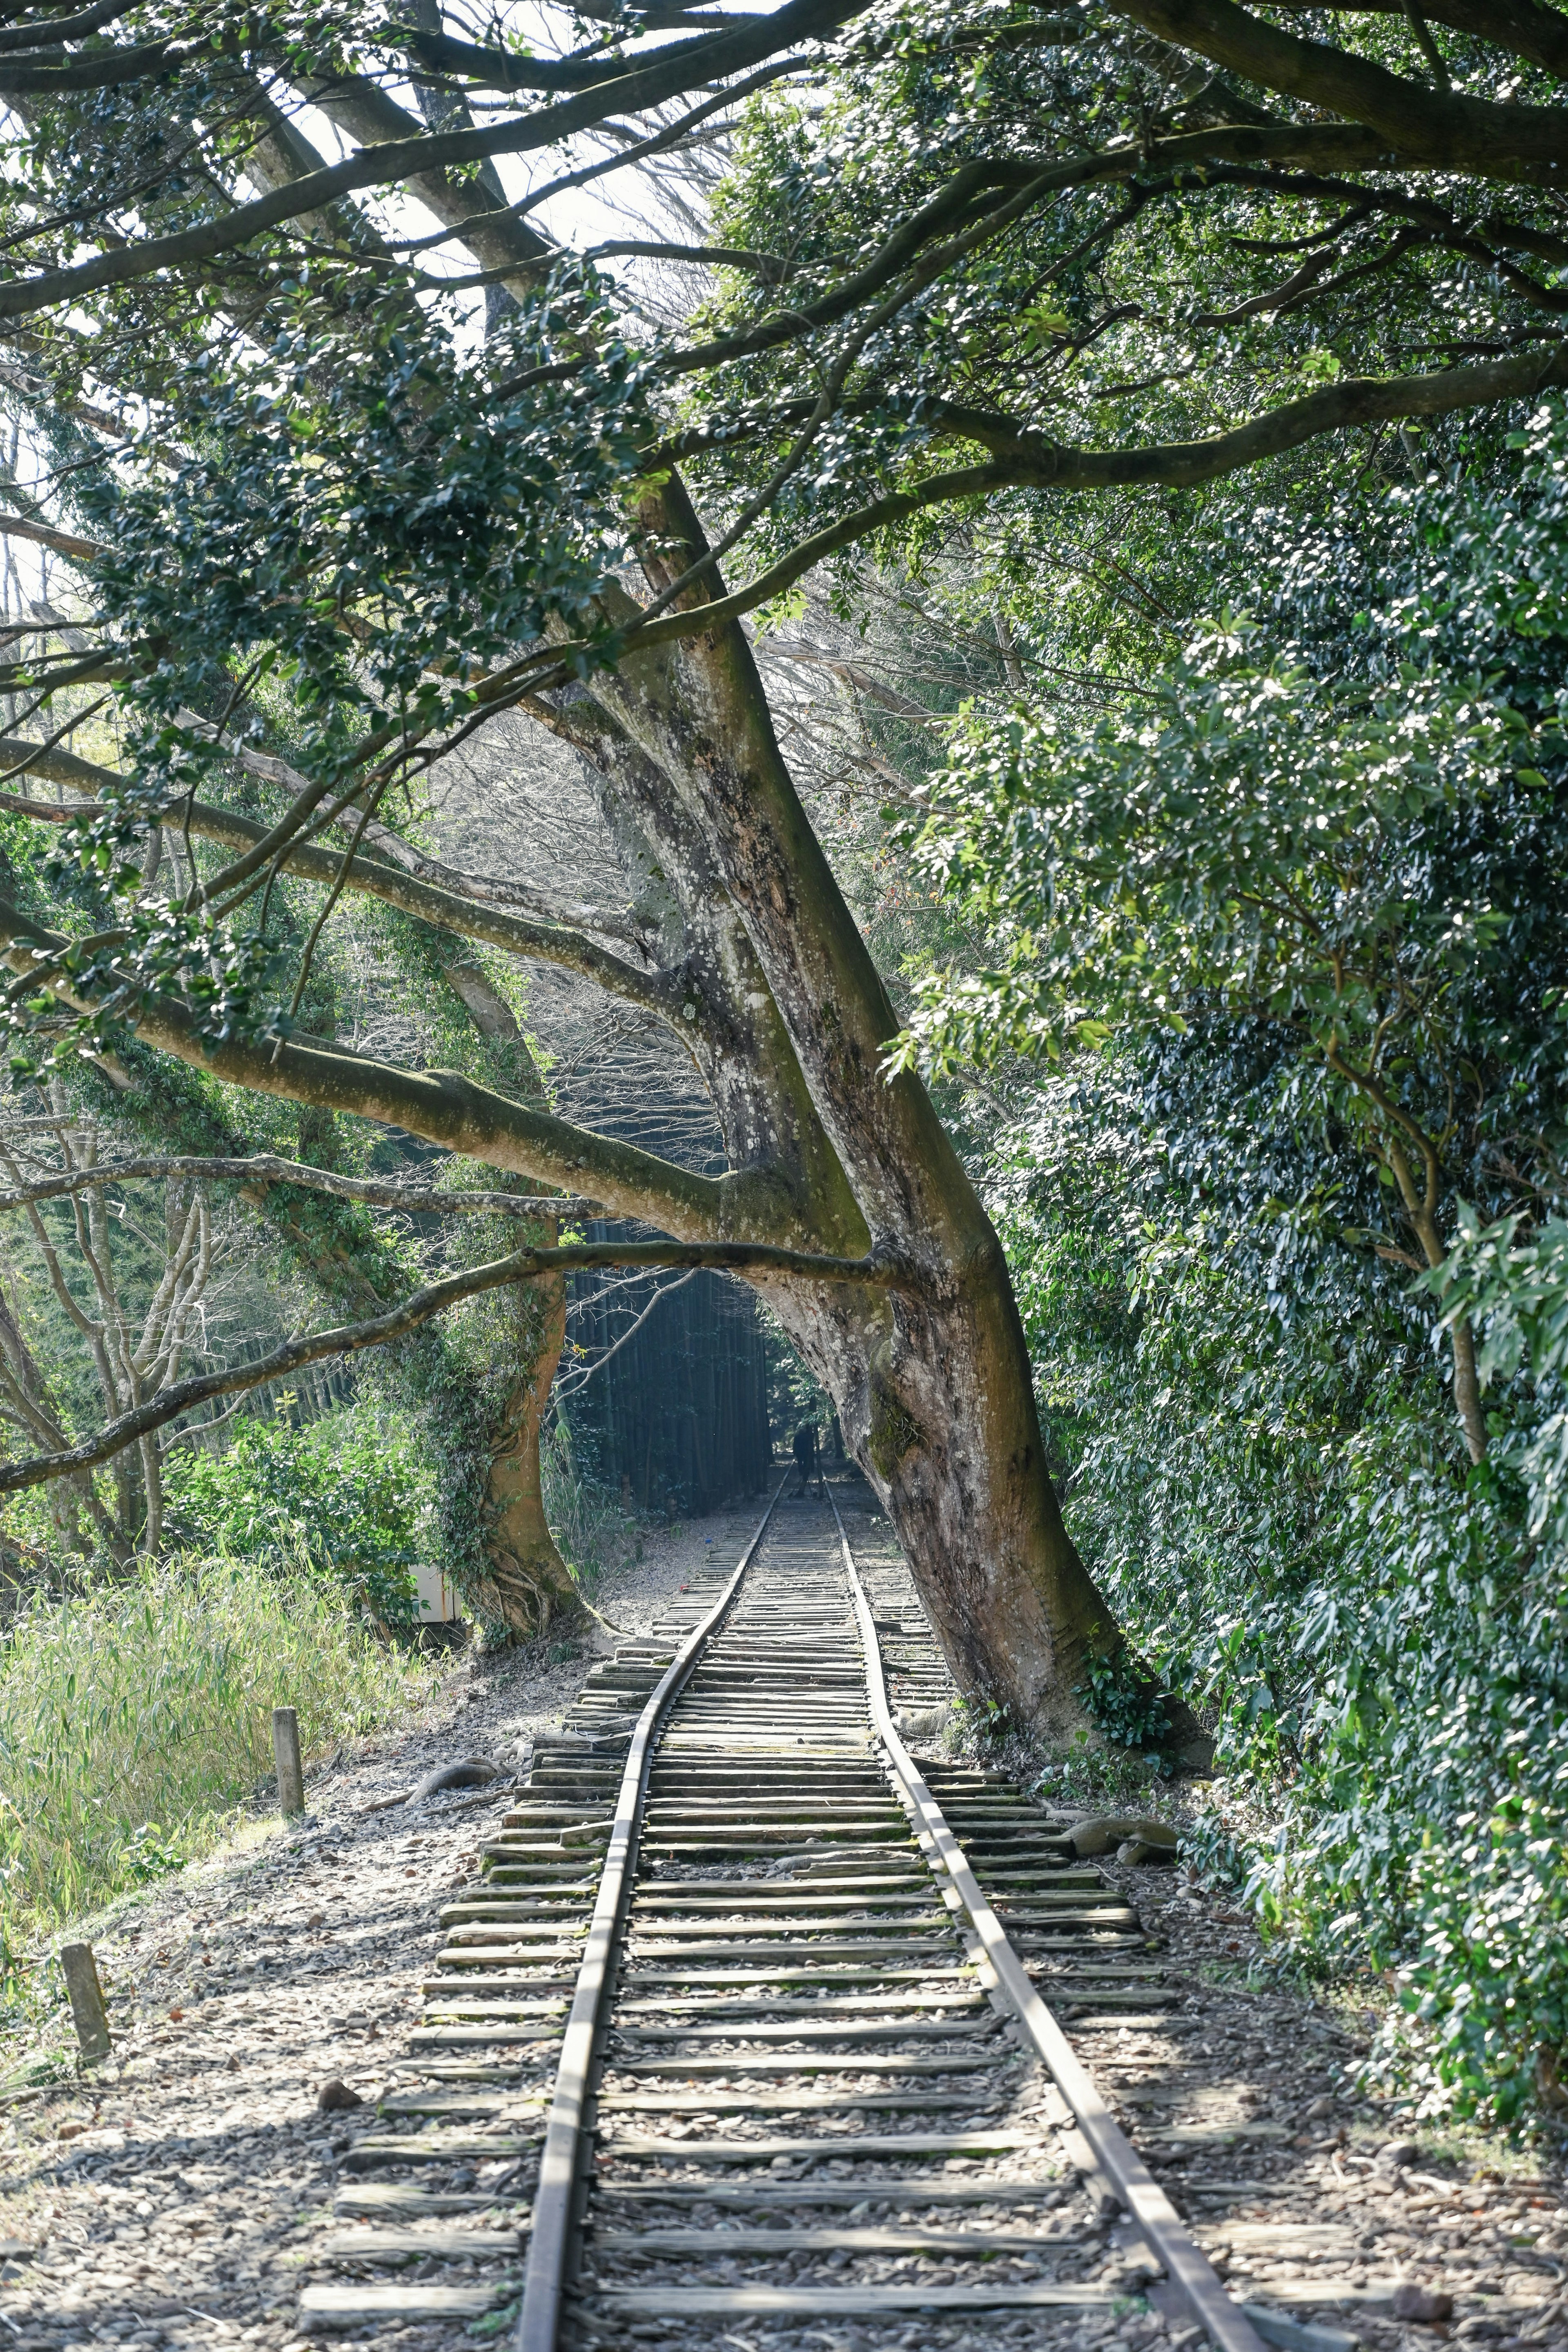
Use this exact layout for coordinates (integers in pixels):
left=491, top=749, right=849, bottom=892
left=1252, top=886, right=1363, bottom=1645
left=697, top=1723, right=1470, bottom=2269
left=766, top=1261, right=1210, bottom=1762
left=562, top=486, right=1214, bottom=1764
left=768, top=1266, right=1109, bottom=1738
left=470, top=1253, right=581, bottom=1636
left=436, top=973, right=586, bottom=1639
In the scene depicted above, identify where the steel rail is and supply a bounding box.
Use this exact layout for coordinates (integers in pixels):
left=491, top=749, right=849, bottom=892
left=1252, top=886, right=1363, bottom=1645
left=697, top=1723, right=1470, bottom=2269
left=517, top=1471, right=788, bottom=2352
left=831, top=1488, right=1267, bottom=2352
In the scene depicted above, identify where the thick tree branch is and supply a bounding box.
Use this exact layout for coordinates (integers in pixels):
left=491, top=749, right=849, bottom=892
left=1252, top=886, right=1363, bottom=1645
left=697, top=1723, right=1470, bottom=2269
left=292, top=67, right=557, bottom=282
left=1110, top=0, right=1568, bottom=182
left=585, top=238, right=793, bottom=281
left=0, top=0, right=136, bottom=51
left=0, top=508, right=102, bottom=562
left=401, top=21, right=736, bottom=91
left=0, top=32, right=191, bottom=92
left=0, top=1233, right=902, bottom=1497
left=544, top=0, right=756, bottom=23
left=0, top=891, right=795, bottom=1243
left=612, top=345, right=1568, bottom=664
left=1265, top=0, right=1568, bottom=80
left=0, top=738, right=678, bottom=1017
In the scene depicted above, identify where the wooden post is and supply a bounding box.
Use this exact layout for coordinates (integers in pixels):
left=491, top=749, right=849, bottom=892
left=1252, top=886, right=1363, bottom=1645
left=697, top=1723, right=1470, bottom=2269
left=272, top=1705, right=305, bottom=1816
left=60, top=1942, right=111, bottom=2061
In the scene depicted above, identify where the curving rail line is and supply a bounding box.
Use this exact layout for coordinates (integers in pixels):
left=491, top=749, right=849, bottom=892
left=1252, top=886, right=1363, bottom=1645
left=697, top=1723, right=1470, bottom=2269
left=301, top=1484, right=1275, bottom=2352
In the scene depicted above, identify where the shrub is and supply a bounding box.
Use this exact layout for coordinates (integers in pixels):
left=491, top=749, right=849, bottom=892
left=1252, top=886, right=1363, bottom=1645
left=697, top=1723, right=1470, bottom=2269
left=164, top=1403, right=433, bottom=1623
left=986, top=1072, right=1568, bottom=2129
left=539, top=1421, right=633, bottom=1595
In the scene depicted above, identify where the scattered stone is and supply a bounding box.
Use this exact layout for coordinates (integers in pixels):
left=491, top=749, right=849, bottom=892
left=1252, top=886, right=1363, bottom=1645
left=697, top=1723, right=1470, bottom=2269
left=1116, top=1837, right=1178, bottom=1867
left=1392, top=2286, right=1454, bottom=2323
left=316, top=2078, right=363, bottom=2112
left=1375, top=2137, right=1421, bottom=2171
left=1071, top=1816, right=1180, bottom=1860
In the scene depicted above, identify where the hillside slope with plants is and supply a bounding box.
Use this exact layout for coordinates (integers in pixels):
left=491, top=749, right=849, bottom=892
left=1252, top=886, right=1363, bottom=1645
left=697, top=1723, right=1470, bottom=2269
left=868, top=409, right=1568, bottom=2132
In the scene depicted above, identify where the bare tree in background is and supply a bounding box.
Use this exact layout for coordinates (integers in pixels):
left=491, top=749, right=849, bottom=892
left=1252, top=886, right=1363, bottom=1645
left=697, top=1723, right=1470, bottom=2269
left=0, top=1091, right=243, bottom=1560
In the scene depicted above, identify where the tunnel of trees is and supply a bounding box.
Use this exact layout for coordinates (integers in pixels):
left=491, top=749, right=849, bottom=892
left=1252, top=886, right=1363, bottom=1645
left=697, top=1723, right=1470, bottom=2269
left=0, top=0, right=1559, bottom=2126
left=560, top=1247, right=774, bottom=1517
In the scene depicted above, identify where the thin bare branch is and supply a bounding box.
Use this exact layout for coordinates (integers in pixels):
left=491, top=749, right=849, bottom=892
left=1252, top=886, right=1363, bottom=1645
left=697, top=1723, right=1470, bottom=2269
left=0, top=1154, right=602, bottom=1220
left=0, top=1236, right=904, bottom=1497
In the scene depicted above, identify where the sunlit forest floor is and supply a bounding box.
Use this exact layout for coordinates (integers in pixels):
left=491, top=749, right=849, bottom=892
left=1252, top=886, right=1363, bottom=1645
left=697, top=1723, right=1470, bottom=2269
left=0, top=1499, right=1561, bottom=2352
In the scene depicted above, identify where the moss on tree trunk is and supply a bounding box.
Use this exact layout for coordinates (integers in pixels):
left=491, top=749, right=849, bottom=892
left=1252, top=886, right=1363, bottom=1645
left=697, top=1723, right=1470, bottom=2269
left=470, top=1254, right=581, bottom=1635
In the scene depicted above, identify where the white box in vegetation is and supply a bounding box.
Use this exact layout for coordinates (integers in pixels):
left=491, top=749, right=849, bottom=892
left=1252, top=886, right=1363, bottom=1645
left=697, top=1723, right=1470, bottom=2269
left=414, top=1566, right=462, bottom=1624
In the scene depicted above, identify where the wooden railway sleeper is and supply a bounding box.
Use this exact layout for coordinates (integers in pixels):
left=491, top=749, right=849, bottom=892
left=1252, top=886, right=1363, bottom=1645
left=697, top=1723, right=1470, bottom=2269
left=298, top=1489, right=1266, bottom=2352
left=515, top=1499, right=1267, bottom=2352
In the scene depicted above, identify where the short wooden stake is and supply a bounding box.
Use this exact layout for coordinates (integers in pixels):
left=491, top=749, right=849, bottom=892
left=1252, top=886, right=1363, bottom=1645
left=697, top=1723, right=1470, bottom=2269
left=60, top=1942, right=111, bottom=2061
left=272, top=1704, right=305, bottom=1816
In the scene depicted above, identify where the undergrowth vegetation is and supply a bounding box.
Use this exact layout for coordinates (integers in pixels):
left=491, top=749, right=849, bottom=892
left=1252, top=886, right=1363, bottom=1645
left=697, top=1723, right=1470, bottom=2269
left=163, top=1396, right=640, bottom=1620
left=0, top=1557, right=428, bottom=1975
left=538, top=1423, right=639, bottom=1604
left=985, top=1080, right=1568, bottom=2128
left=164, top=1405, right=434, bottom=1624
left=901, top=407, right=1568, bottom=2134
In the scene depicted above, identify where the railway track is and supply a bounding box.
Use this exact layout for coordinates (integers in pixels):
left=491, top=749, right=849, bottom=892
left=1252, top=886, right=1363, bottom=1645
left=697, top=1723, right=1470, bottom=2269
left=301, top=1485, right=1276, bottom=2352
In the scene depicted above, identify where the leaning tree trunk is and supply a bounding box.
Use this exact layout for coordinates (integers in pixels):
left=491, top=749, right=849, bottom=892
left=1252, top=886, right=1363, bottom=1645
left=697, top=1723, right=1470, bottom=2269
left=433, top=969, right=589, bottom=1639
left=567, top=483, right=1215, bottom=1764
left=470, top=1252, right=581, bottom=1636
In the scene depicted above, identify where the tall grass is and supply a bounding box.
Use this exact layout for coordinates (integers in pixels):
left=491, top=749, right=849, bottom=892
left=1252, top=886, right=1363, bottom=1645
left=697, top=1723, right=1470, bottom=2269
left=0, top=1556, right=429, bottom=1961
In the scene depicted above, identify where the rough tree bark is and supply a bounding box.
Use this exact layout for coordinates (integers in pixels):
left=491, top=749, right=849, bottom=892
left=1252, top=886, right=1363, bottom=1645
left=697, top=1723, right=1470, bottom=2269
left=442, top=962, right=583, bottom=1635
left=472, top=1240, right=573, bottom=1635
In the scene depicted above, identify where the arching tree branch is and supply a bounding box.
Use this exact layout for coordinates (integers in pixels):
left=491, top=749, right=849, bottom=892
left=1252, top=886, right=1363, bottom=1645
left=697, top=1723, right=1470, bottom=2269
left=0, top=891, right=798, bottom=1243
left=1263, top=0, right=1568, bottom=76
left=0, top=1234, right=903, bottom=1497
left=0, top=739, right=680, bottom=1018
left=545, top=344, right=1568, bottom=677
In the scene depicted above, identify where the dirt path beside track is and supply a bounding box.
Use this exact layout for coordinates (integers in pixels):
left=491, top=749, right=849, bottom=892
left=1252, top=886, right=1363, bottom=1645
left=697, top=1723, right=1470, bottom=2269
left=0, top=1507, right=764, bottom=2352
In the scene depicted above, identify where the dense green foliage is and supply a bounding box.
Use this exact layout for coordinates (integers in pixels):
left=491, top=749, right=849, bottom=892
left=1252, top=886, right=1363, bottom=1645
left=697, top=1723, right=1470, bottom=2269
left=985, top=1064, right=1568, bottom=2125
left=889, top=410, right=1568, bottom=2128
left=19, top=271, right=655, bottom=1069
left=164, top=1405, right=432, bottom=1624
